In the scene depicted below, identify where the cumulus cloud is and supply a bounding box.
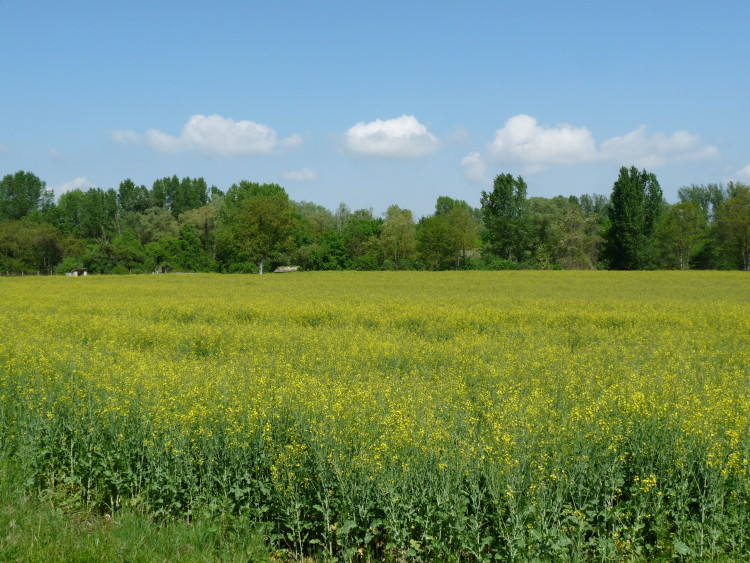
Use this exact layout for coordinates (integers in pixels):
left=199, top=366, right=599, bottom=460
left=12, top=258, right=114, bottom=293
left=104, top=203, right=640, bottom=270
left=279, top=133, right=303, bottom=149
left=344, top=114, right=438, bottom=158
left=490, top=114, right=597, bottom=169
left=50, top=177, right=94, bottom=195
left=732, top=164, right=750, bottom=182
left=281, top=167, right=319, bottom=182
left=111, top=114, right=300, bottom=156
left=110, top=129, right=140, bottom=144
left=461, top=152, right=490, bottom=185
left=600, top=126, right=719, bottom=167
left=466, top=114, right=719, bottom=177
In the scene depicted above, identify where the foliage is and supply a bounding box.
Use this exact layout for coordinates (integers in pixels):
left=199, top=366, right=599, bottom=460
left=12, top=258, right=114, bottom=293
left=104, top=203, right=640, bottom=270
left=295, top=230, right=347, bottom=271
left=57, top=187, right=119, bottom=240
left=342, top=210, right=383, bottom=269
left=605, top=166, right=664, bottom=270
left=0, top=168, right=748, bottom=274
left=117, top=178, right=151, bottom=214
left=0, top=170, right=47, bottom=221
left=417, top=202, right=479, bottom=270
left=717, top=185, right=750, bottom=271
left=655, top=201, right=707, bottom=270
left=480, top=173, right=530, bottom=261
left=135, top=206, right=179, bottom=245
left=0, top=458, right=270, bottom=561
left=0, top=219, right=63, bottom=273
left=218, top=187, right=298, bottom=274
left=380, top=205, right=417, bottom=267
left=551, top=204, right=603, bottom=269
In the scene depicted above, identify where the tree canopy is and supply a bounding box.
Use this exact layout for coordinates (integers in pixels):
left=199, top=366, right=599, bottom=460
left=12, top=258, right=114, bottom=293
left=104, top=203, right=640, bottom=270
left=605, top=166, right=664, bottom=270
left=0, top=168, right=747, bottom=275
left=480, top=173, right=529, bottom=262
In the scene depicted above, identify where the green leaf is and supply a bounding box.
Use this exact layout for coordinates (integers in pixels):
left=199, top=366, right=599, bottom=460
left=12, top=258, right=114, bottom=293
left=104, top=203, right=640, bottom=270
left=673, top=540, right=692, bottom=555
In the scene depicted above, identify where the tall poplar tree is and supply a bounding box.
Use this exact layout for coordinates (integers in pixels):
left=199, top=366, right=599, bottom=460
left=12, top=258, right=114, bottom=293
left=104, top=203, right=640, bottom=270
left=605, top=166, right=663, bottom=269
left=480, top=173, right=529, bottom=261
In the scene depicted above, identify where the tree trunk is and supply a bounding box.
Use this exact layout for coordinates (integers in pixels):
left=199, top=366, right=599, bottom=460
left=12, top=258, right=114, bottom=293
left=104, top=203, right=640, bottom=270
left=678, top=240, right=685, bottom=270
left=258, top=258, right=265, bottom=275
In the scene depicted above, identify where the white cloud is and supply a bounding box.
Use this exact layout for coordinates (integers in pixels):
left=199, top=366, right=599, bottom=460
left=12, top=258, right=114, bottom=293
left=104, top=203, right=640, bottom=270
left=490, top=114, right=597, bottom=170
left=110, top=129, right=140, bottom=144
left=280, top=133, right=303, bottom=149
left=281, top=167, right=319, bottom=182
left=344, top=114, right=438, bottom=158
left=446, top=126, right=470, bottom=143
left=476, top=114, right=718, bottom=174
left=50, top=177, right=94, bottom=195
left=732, top=164, right=750, bottom=182
left=111, top=114, right=299, bottom=156
left=600, top=126, right=719, bottom=167
left=461, top=152, right=490, bottom=185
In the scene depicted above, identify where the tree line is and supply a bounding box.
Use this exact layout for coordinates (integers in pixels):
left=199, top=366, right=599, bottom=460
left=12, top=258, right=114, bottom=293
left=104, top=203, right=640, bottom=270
left=0, top=167, right=748, bottom=275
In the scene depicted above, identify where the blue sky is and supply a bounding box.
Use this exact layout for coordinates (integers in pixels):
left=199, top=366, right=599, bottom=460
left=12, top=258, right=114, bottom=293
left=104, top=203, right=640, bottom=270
left=2, top=0, right=748, bottom=217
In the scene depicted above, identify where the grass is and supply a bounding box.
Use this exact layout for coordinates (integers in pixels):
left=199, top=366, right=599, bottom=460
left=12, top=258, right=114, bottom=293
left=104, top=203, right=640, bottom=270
left=0, top=459, right=270, bottom=562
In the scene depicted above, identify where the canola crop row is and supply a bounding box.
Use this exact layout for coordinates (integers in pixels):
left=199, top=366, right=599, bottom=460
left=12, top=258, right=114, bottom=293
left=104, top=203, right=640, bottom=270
left=1, top=271, right=748, bottom=560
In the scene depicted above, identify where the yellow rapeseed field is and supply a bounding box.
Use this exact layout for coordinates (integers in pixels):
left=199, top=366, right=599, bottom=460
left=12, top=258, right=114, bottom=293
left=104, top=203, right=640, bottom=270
left=1, top=271, right=748, bottom=560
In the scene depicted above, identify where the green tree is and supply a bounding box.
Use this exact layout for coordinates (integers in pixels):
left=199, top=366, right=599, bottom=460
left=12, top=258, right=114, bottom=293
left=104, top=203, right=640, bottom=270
left=56, top=187, right=118, bottom=240
left=170, top=225, right=216, bottom=272
left=527, top=196, right=571, bottom=267
left=380, top=205, right=416, bottom=269
left=111, top=232, right=147, bottom=273
left=480, top=173, right=530, bottom=262
left=333, top=203, right=352, bottom=234
left=79, top=231, right=147, bottom=274
left=655, top=202, right=707, bottom=270
left=150, top=177, right=169, bottom=209
left=578, top=193, right=610, bottom=216
left=150, top=176, right=209, bottom=217
left=674, top=184, right=730, bottom=268
left=295, top=229, right=347, bottom=271
left=435, top=195, right=479, bottom=221
left=524, top=197, right=603, bottom=269
left=605, top=166, right=664, bottom=270
left=136, top=207, right=180, bottom=245
left=179, top=203, right=221, bottom=260
left=0, top=170, right=46, bottom=221
left=55, top=189, right=86, bottom=236
left=218, top=188, right=298, bottom=274
left=295, top=201, right=335, bottom=243
left=677, top=184, right=726, bottom=222
left=118, top=179, right=151, bottom=214
left=174, top=177, right=209, bottom=217
left=445, top=206, right=480, bottom=267
left=417, top=214, right=453, bottom=270
left=551, top=204, right=603, bottom=269
left=716, top=184, right=750, bottom=271
left=0, top=219, right=63, bottom=273
left=221, top=182, right=287, bottom=222
left=418, top=197, right=480, bottom=270
left=342, top=210, right=382, bottom=270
